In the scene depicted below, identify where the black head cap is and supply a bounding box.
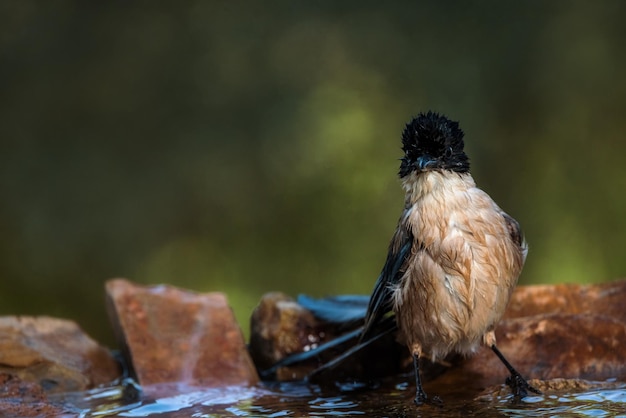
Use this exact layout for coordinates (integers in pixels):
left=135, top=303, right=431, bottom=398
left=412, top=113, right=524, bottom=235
left=399, top=111, right=470, bottom=177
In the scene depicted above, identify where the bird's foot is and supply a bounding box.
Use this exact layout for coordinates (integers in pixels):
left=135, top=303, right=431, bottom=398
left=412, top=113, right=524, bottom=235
left=505, top=372, right=541, bottom=398
left=413, top=390, right=443, bottom=407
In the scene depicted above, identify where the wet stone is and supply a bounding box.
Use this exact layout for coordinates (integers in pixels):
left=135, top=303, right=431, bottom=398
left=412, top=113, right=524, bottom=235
left=0, top=373, right=70, bottom=417
left=252, top=279, right=626, bottom=391
left=0, top=316, right=120, bottom=393
left=428, top=312, right=626, bottom=396
left=476, top=377, right=624, bottom=401
left=249, top=292, right=321, bottom=380
left=106, top=278, right=259, bottom=387
left=504, top=279, right=626, bottom=322
left=249, top=293, right=415, bottom=382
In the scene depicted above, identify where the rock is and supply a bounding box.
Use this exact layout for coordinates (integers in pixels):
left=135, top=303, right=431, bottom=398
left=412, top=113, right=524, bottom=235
left=106, top=278, right=259, bottom=387
left=476, top=377, right=623, bottom=401
left=429, top=312, right=626, bottom=395
left=0, top=316, right=120, bottom=393
left=249, top=293, right=417, bottom=382
left=249, top=292, right=320, bottom=380
left=0, top=373, right=69, bottom=417
left=253, top=279, right=626, bottom=388
left=505, top=279, right=626, bottom=322
left=474, top=378, right=626, bottom=408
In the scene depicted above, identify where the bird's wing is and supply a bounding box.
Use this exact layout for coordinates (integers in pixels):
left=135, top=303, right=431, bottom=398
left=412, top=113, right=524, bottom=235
left=360, top=211, right=414, bottom=342
left=502, top=212, right=526, bottom=250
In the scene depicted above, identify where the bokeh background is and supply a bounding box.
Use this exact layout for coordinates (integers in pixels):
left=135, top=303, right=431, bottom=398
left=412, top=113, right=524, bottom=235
left=1, top=1, right=625, bottom=346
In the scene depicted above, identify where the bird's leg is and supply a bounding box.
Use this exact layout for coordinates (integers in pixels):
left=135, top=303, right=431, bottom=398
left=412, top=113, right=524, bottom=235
left=411, top=350, right=443, bottom=407
left=412, top=352, right=428, bottom=405
left=491, top=345, right=541, bottom=397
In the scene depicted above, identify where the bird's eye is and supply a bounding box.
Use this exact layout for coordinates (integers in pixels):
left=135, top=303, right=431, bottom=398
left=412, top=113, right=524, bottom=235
left=444, top=147, right=453, bottom=158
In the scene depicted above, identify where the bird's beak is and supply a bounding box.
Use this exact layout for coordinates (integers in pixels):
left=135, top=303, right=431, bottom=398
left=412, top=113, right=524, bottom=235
left=416, top=155, right=437, bottom=171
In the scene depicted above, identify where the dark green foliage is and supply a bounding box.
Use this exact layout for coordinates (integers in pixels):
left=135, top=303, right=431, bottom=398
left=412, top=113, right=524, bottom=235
left=0, top=1, right=625, bottom=344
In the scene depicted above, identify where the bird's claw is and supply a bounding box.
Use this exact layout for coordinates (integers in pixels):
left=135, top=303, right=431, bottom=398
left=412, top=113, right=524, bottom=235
left=413, top=391, right=443, bottom=407
left=506, top=372, right=541, bottom=398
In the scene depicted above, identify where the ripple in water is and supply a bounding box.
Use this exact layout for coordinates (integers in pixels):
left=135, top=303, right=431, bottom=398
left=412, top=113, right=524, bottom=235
left=51, top=378, right=626, bottom=417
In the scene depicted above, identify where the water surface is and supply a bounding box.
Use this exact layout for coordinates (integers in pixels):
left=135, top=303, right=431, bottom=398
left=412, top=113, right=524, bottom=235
left=53, top=377, right=626, bottom=417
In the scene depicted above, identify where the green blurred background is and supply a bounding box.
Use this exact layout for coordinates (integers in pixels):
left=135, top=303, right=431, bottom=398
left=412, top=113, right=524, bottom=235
left=1, top=1, right=625, bottom=346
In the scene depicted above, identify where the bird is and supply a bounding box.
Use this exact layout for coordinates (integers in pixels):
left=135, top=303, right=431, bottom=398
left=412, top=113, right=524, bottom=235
left=361, top=111, right=539, bottom=405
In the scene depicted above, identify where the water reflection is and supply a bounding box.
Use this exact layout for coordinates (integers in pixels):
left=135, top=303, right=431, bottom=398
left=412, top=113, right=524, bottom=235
left=52, top=378, right=626, bottom=417
left=498, top=388, right=626, bottom=417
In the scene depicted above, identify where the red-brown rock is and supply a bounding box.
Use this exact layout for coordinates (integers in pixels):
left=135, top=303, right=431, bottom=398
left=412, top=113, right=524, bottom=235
left=249, top=292, right=321, bottom=380
left=253, top=279, right=626, bottom=390
left=0, top=316, right=120, bottom=393
left=106, top=278, right=258, bottom=387
left=0, top=373, right=69, bottom=417
left=505, top=279, right=626, bottom=322
left=429, top=312, right=626, bottom=394
left=438, top=280, right=626, bottom=391
left=249, top=293, right=416, bottom=381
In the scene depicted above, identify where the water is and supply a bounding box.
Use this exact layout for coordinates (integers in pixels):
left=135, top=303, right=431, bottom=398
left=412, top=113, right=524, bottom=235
left=50, top=377, right=626, bottom=417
